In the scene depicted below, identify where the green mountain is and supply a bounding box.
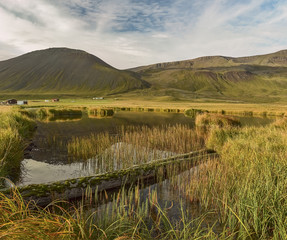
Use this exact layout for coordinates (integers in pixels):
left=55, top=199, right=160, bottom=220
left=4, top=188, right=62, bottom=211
left=1, top=48, right=287, bottom=102
left=130, top=50, right=287, bottom=103
left=0, top=48, right=149, bottom=96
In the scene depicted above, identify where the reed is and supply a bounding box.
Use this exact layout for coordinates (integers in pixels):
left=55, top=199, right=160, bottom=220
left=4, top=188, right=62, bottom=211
left=3, top=105, right=287, bottom=238
left=182, top=124, right=287, bottom=239
left=19, top=108, right=50, bottom=121
left=184, top=108, right=208, bottom=118
left=67, top=124, right=204, bottom=173
left=48, top=108, right=83, bottom=116
left=20, top=108, right=84, bottom=122
left=0, top=181, right=218, bottom=239
left=195, top=113, right=241, bottom=129
left=67, top=132, right=114, bottom=160
left=272, top=116, right=287, bottom=129
left=0, top=112, right=35, bottom=183
left=88, top=108, right=114, bottom=118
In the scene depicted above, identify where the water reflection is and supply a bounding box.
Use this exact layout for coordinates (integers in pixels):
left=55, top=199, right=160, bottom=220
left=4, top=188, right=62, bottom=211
left=47, top=115, right=82, bottom=122
left=18, top=112, right=274, bottom=186
left=81, top=161, right=222, bottom=234
left=29, top=112, right=196, bottom=164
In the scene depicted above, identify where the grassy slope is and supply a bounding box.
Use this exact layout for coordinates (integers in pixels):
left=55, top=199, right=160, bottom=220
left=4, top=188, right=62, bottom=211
left=2, top=48, right=287, bottom=102
left=130, top=50, right=287, bottom=103
left=0, top=48, right=149, bottom=96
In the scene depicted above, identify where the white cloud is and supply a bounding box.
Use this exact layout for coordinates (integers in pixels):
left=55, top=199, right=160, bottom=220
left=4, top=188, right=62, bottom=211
left=0, top=0, right=287, bottom=69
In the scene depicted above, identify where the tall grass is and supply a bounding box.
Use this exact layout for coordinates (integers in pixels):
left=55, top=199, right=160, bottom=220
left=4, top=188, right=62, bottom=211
left=182, top=123, right=287, bottom=239
left=67, top=124, right=204, bottom=173
left=3, top=109, right=287, bottom=238
left=195, top=113, right=241, bottom=129
left=0, top=182, right=218, bottom=239
left=0, top=112, right=35, bottom=183
left=20, top=107, right=83, bottom=122
left=88, top=108, right=114, bottom=118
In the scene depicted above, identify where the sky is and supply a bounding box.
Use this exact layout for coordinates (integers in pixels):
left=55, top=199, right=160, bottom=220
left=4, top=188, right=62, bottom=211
left=0, top=0, right=287, bottom=69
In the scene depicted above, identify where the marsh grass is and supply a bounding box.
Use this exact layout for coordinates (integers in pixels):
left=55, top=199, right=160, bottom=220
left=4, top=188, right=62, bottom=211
left=0, top=112, right=35, bottom=183
left=0, top=128, right=22, bottom=181
left=0, top=182, right=219, bottom=239
left=58, top=115, right=287, bottom=238
left=3, top=106, right=287, bottom=238
left=88, top=108, right=114, bottom=118
left=20, top=108, right=48, bottom=120
left=20, top=108, right=84, bottom=122
left=272, top=116, right=287, bottom=129
left=180, top=125, right=287, bottom=239
left=48, top=108, right=83, bottom=116
left=67, top=124, right=204, bottom=173
left=184, top=108, right=208, bottom=118
left=195, top=113, right=241, bottom=129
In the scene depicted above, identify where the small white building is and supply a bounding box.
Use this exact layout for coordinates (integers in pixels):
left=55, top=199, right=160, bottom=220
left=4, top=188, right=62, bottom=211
left=92, top=97, right=104, bottom=100
left=17, top=100, right=28, bottom=105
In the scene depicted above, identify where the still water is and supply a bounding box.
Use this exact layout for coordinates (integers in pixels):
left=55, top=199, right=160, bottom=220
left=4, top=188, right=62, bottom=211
left=12, top=111, right=275, bottom=234
left=17, top=111, right=273, bottom=186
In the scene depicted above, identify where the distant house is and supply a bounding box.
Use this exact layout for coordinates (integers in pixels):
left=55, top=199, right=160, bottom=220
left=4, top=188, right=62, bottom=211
left=6, top=99, right=17, bottom=105
left=92, top=97, right=104, bottom=100
left=17, top=100, right=28, bottom=105
left=51, top=98, right=59, bottom=102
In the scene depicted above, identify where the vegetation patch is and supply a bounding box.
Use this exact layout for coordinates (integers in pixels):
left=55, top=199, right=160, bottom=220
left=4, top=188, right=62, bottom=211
left=88, top=108, right=114, bottom=118
left=67, top=124, right=204, bottom=166
left=184, top=108, right=208, bottom=118
left=195, top=112, right=241, bottom=129
left=2, top=102, right=287, bottom=238
left=182, top=124, right=287, bottom=239
left=272, top=117, right=287, bottom=129
left=0, top=183, right=220, bottom=239
left=0, top=112, right=36, bottom=185
left=48, top=108, right=83, bottom=116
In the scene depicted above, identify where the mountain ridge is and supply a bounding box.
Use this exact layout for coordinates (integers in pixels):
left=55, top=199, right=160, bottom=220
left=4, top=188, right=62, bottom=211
left=127, top=49, right=287, bottom=103
left=1, top=48, right=287, bottom=102
left=129, top=49, right=287, bottom=72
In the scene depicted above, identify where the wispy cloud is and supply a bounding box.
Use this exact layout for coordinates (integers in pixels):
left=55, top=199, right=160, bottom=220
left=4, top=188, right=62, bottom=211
left=0, top=0, right=286, bottom=68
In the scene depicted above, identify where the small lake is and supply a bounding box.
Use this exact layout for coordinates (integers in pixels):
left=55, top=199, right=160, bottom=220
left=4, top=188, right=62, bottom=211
left=17, top=111, right=274, bottom=186
left=7, top=110, right=275, bottom=235
left=18, top=112, right=195, bottom=186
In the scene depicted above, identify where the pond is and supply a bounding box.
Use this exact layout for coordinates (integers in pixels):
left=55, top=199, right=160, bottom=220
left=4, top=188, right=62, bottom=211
left=18, top=112, right=195, bottom=186
left=17, top=111, right=273, bottom=186
left=4, top=110, right=274, bottom=236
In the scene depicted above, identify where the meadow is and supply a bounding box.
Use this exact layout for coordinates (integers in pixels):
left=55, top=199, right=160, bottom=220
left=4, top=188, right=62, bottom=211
left=12, top=97, right=287, bottom=117
left=1, top=101, right=287, bottom=239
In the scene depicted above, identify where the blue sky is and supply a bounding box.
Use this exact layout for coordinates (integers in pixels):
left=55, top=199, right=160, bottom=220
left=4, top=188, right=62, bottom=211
left=0, top=0, right=287, bottom=69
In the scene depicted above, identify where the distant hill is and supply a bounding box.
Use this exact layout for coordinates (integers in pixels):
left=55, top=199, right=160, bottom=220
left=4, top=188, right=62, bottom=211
left=1, top=48, right=287, bottom=102
left=131, top=50, right=287, bottom=71
left=0, top=48, right=149, bottom=96
left=129, top=50, right=287, bottom=103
